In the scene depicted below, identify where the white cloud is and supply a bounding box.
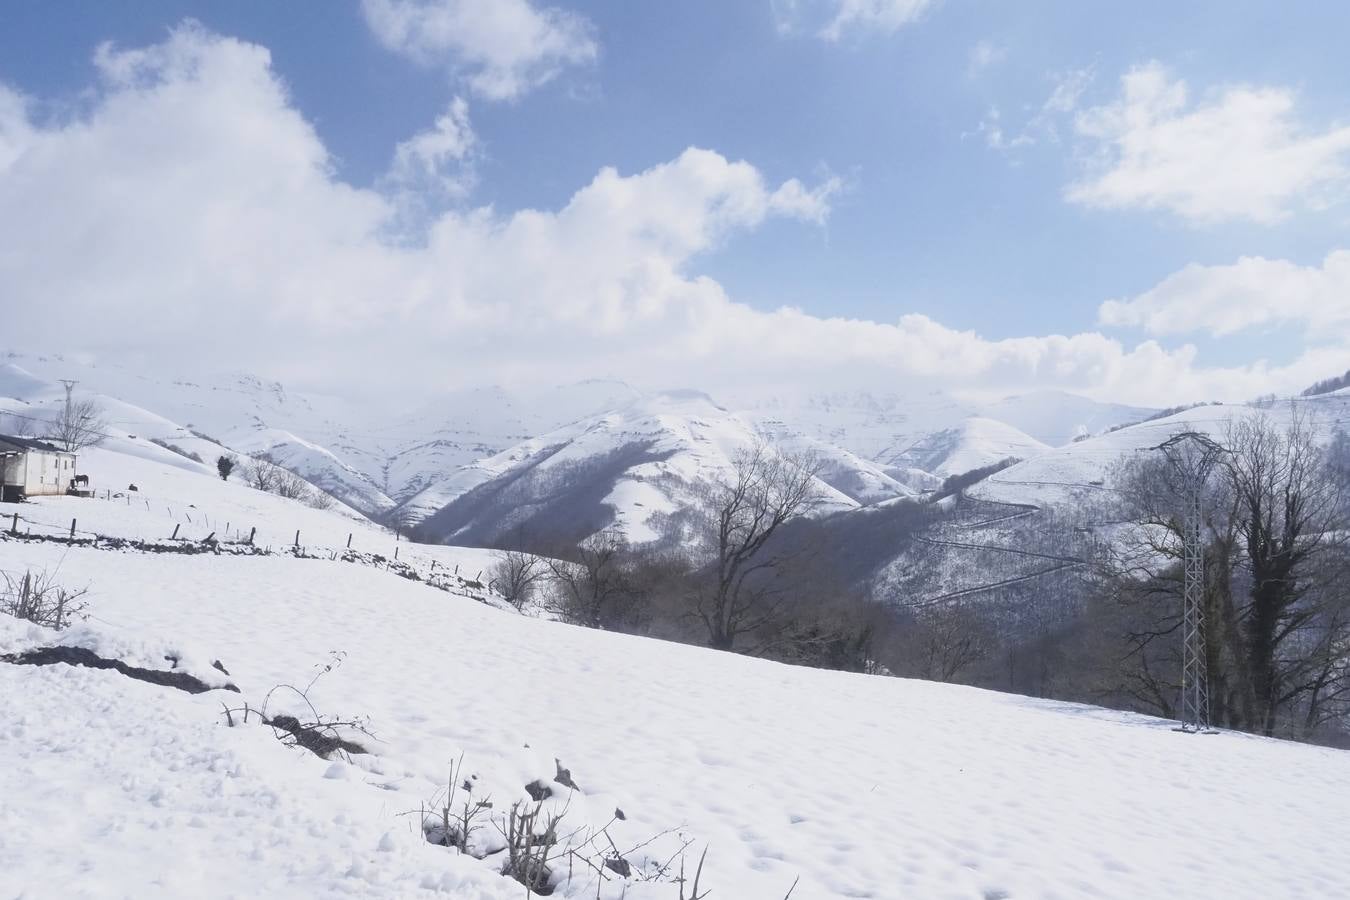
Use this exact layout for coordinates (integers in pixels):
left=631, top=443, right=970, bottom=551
left=1068, top=62, right=1350, bottom=224
left=773, top=0, right=936, bottom=41
left=0, top=23, right=1331, bottom=409
left=384, top=95, right=478, bottom=202
left=975, top=67, right=1092, bottom=152
left=967, top=40, right=1005, bottom=79
left=1100, top=252, right=1350, bottom=338
left=361, top=0, right=596, bottom=101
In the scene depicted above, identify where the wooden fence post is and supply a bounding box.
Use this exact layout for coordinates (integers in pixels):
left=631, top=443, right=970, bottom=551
left=294, top=529, right=300, bottom=549
left=10, top=512, right=17, bottom=535
left=171, top=524, right=180, bottom=540
left=69, top=519, right=76, bottom=539
left=248, top=526, right=256, bottom=545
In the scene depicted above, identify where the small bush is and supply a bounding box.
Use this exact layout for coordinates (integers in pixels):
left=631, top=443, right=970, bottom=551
left=216, top=454, right=236, bottom=481
left=305, top=489, right=336, bottom=511
left=1, top=570, right=89, bottom=629
left=499, top=800, right=567, bottom=895
left=421, top=754, right=493, bottom=854
left=272, top=467, right=311, bottom=501
left=220, top=651, right=372, bottom=759
left=243, top=455, right=332, bottom=508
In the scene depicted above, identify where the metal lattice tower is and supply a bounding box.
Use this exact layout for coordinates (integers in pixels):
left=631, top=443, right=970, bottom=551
left=1155, top=431, right=1226, bottom=733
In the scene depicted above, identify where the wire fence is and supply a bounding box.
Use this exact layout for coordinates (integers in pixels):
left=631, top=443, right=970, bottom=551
left=0, top=500, right=499, bottom=609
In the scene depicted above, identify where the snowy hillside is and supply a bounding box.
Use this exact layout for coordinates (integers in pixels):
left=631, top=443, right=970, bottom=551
left=883, top=416, right=1051, bottom=478
left=4, top=351, right=1160, bottom=536
left=972, top=392, right=1350, bottom=508
left=2, top=442, right=1348, bottom=899
left=739, top=388, right=1152, bottom=460
left=401, top=391, right=914, bottom=545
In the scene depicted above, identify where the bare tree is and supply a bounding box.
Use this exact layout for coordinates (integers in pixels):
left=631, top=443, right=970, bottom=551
left=44, top=398, right=107, bottom=451
left=244, top=456, right=280, bottom=493
left=896, top=603, right=996, bottom=683
left=1225, top=411, right=1346, bottom=734
left=491, top=549, right=545, bottom=611
left=542, top=530, right=643, bottom=631
left=305, top=488, right=336, bottom=510
left=272, top=466, right=311, bottom=501
left=688, top=444, right=823, bottom=651
left=1102, top=413, right=1350, bottom=737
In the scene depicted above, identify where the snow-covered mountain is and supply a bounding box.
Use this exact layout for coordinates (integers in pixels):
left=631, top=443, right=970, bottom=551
left=971, top=391, right=1350, bottom=508
left=881, top=415, right=1051, bottom=478
left=3, top=349, right=1177, bottom=543
left=402, top=390, right=917, bottom=546
left=737, top=387, right=1155, bottom=457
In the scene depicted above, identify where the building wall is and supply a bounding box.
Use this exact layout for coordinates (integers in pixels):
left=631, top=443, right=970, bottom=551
left=19, top=450, right=76, bottom=497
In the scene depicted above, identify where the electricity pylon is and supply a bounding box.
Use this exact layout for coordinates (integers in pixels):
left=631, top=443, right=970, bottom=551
left=1155, top=431, right=1226, bottom=733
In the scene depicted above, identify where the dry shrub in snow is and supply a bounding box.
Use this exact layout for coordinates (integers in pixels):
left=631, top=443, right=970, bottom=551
left=1, top=569, right=88, bottom=629
left=421, top=753, right=494, bottom=854
left=271, top=466, right=311, bottom=501
left=220, top=651, right=372, bottom=759
left=499, top=800, right=568, bottom=895
left=243, top=454, right=333, bottom=509
left=305, top=488, right=336, bottom=511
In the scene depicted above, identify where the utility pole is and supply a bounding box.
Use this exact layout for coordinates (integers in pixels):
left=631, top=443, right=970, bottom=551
left=1155, top=431, right=1226, bottom=733
left=58, top=380, right=77, bottom=434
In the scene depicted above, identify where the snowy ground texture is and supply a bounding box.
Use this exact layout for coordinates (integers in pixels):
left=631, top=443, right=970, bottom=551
left=3, top=458, right=1350, bottom=898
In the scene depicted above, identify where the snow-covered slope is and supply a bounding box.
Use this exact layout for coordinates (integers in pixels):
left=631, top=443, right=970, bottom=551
left=400, top=391, right=915, bottom=545
left=2, top=447, right=1347, bottom=898
left=737, top=388, right=1154, bottom=460
left=884, top=416, right=1051, bottom=478
left=972, top=392, right=1350, bottom=508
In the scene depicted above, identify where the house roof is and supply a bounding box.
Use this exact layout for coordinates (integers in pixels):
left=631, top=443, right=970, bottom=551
left=0, top=435, right=69, bottom=454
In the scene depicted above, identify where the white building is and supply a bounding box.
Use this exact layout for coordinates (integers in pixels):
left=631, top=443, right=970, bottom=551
left=0, top=436, right=78, bottom=502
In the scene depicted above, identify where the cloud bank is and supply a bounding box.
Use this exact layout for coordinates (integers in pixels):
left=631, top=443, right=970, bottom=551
left=0, top=24, right=1338, bottom=409
left=1068, top=62, right=1350, bottom=224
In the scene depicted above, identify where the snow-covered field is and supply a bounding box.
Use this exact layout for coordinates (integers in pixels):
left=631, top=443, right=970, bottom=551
left=7, top=447, right=500, bottom=580
left=3, top=452, right=1349, bottom=899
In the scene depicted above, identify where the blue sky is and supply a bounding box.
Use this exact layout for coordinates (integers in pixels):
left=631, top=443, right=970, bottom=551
left=0, top=1, right=1347, bottom=403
